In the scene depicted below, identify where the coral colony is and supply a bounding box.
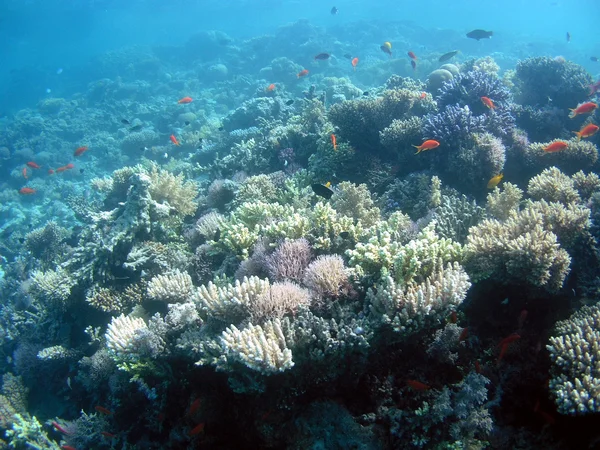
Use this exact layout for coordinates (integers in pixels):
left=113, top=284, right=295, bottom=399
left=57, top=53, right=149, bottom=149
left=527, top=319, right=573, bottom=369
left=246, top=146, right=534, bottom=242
left=0, top=19, right=600, bottom=450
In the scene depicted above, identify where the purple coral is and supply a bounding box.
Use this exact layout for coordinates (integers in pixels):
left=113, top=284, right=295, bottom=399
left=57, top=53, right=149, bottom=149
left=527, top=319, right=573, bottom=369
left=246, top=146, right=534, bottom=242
left=436, top=70, right=512, bottom=112
left=422, top=105, right=487, bottom=148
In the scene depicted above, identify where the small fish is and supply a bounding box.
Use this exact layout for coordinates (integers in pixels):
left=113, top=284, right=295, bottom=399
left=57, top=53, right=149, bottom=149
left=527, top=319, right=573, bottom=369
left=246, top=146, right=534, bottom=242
left=330, top=6, right=338, bottom=15
left=218, top=126, right=224, bottom=131
left=121, top=118, right=130, bottom=125
left=178, top=97, right=193, bottom=104
left=413, top=139, right=440, bottom=154
left=101, top=432, right=116, bottom=438
left=214, top=228, right=221, bottom=241
left=591, top=56, right=599, bottom=62
left=407, top=51, right=417, bottom=60
left=188, top=398, right=202, bottom=416
left=481, top=96, right=495, bottom=109
left=314, top=53, right=330, bottom=60
left=406, top=379, right=430, bottom=391
left=311, top=183, right=334, bottom=199
left=80, top=169, right=84, bottom=174
left=569, top=101, right=597, bottom=118
left=363, top=91, right=370, bottom=96
left=543, top=141, right=568, bottom=153
left=466, top=29, right=493, bottom=40
left=518, top=309, right=528, bottom=329
left=170, top=135, right=180, bottom=146
left=351, top=57, right=359, bottom=70
left=487, top=173, right=503, bottom=189
left=297, top=69, right=309, bottom=78
left=48, top=169, right=55, bottom=175
left=95, top=405, right=113, bottom=415
left=339, top=231, right=350, bottom=239
left=19, top=187, right=36, bottom=195
left=566, top=31, right=571, bottom=43
left=410, top=60, right=416, bottom=70
left=448, top=311, right=457, bottom=324
left=27, top=161, right=41, bottom=169
left=52, top=421, right=72, bottom=435
left=330, top=133, right=337, bottom=151
left=383, top=41, right=392, bottom=50
left=189, top=422, right=205, bottom=436
left=420, top=92, right=426, bottom=99
left=573, top=123, right=599, bottom=140
left=266, top=83, right=276, bottom=92
left=129, top=124, right=143, bottom=132
left=185, top=121, right=190, bottom=125
left=475, top=360, right=482, bottom=374
left=22, top=167, right=28, bottom=179
left=74, top=146, right=88, bottom=157
left=343, top=53, right=353, bottom=60
left=459, top=327, right=468, bottom=342
left=380, top=45, right=392, bottom=56
left=438, top=50, right=459, bottom=62
left=56, top=163, right=75, bottom=173
left=285, top=99, right=295, bottom=106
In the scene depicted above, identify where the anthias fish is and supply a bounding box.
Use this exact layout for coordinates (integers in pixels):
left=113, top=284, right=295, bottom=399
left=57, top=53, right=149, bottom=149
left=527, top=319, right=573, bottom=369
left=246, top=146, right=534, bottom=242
left=177, top=97, right=193, bottom=104
left=438, top=50, right=459, bottom=62
left=297, top=69, right=309, bottom=78
left=467, top=29, right=493, bottom=40
left=413, top=139, right=440, bottom=154
left=351, top=57, right=359, bottom=70
left=74, top=146, right=88, bottom=157
left=573, top=123, right=599, bottom=140
left=543, top=141, right=568, bottom=153
left=569, top=102, right=597, bottom=118
left=481, top=96, right=496, bottom=109
left=408, top=51, right=417, bottom=60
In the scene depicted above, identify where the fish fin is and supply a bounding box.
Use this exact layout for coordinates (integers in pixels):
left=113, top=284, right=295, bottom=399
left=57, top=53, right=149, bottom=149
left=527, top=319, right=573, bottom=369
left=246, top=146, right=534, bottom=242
left=573, top=131, right=581, bottom=141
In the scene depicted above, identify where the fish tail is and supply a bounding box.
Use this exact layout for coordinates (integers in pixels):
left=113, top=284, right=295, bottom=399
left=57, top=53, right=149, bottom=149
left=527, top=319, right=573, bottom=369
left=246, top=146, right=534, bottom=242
left=413, top=145, right=421, bottom=155
left=573, top=131, right=581, bottom=141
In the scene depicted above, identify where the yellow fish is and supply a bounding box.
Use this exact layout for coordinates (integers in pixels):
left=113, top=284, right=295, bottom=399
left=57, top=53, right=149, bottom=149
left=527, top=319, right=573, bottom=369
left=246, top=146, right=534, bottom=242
left=487, top=173, right=503, bottom=189
left=383, top=41, right=392, bottom=50
left=325, top=181, right=331, bottom=188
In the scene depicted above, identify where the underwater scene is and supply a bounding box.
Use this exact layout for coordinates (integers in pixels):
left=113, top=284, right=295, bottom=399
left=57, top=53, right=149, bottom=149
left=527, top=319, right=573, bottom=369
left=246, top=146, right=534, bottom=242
left=1, top=0, right=600, bottom=448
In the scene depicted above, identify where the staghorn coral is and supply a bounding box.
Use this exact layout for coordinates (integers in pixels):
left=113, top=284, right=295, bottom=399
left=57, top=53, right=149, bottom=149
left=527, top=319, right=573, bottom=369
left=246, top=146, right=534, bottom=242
left=547, top=303, right=600, bottom=415
left=433, top=193, right=486, bottom=244
left=147, top=270, right=194, bottom=303
left=106, top=314, right=148, bottom=361
left=527, top=166, right=581, bottom=205
left=0, top=373, right=28, bottom=429
left=303, top=255, right=348, bottom=299
left=266, top=238, right=312, bottom=282
left=330, top=181, right=381, bottom=227
left=367, top=262, right=471, bottom=335
left=86, top=287, right=127, bottom=313
left=572, top=171, right=600, bottom=200
left=37, top=345, right=79, bottom=361
left=485, top=182, right=523, bottom=221
left=5, top=414, right=61, bottom=450
left=148, top=164, right=198, bottom=217
left=235, top=174, right=278, bottom=205
left=28, top=268, right=75, bottom=308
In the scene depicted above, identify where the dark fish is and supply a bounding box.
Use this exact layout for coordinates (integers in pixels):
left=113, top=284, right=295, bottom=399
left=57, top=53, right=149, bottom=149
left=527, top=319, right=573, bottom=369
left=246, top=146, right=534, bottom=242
left=218, top=126, right=224, bottom=131
left=185, top=121, right=190, bottom=126
left=566, top=32, right=571, bottom=43
left=18, top=238, right=25, bottom=244
left=213, top=228, right=221, bottom=242
left=339, top=231, right=350, bottom=239
left=285, top=99, right=295, bottom=106
left=314, top=53, right=330, bottom=60
left=380, top=45, right=392, bottom=56
left=591, top=56, right=599, bottom=62
left=411, top=60, right=416, bottom=70
left=343, top=53, right=353, bottom=60
left=363, top=91, right=370, bottom=96
left=466, top=29, right=493, bottom=40
left=121, top=118, right=130, bottom=125
left=330, top=6, right=338, bottom=15
left=129, top=124, right=143, bottom=132
left=80, top=169, right=84, bottom=174
left=438, top=50, right=459, bottom=62
left=311, top=183, right=334, bottom=199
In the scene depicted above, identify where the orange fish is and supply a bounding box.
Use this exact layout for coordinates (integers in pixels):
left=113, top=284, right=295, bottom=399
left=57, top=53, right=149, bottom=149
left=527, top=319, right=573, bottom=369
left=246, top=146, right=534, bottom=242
left=497, top=343, right=510, bottom=363
left=22, top=167, right=28, bottom=179
left=330, top=133, right=337, bottom=151
left=408, top=51, right=417, bottom=60
left=48, top=169, right=55, bottom=175
left=189, top=422, right=205, bottom=436
left=188, top=398, right=202, bottom=416
left=498, top=333, right=520, bottom=347
left=297, top=69, right=309, bottom=78
left=420, top=92, right=426, bottom=99
left=170, top=135, right=180, bottom=146
left=101, top=432, right=116, bottom=438
left=178, top=97, right=193, bottom=104
left=74, top=146, right=88, bottom=157
left=569, top=101, right=597, bottom=118
left=26, top=161, right=41, bottom=169
left=351, top=57, right=359, bottom=70
left=475, top=360, right=482, bottom=374
left=481, top=96, right=495, bottom=109
left=406, top=379, right=430, bottom=391
left=413, top=139, right=440, bottom=154
left=573, top=123, right=599, bottom=140
left=19, top=187, right=36, bottom=195
left=95, top=405, right=113, bottom=415
left=56, top=163, right=75, bottom=173
left=543, top=141, right=568, bottom=153
left=52, top=421, right=71, bottom=434
left=266, top=83, right=276, bottom=92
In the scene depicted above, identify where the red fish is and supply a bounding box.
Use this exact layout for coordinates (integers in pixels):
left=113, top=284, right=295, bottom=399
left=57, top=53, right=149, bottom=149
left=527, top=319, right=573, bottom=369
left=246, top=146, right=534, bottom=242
left=22, top=167, right=28, bottom=179
left=101, top=431, right=116, bottom=438
left=543, top=141, right=568, bottom=153
left=297, top=69, right=309, bottom=78
left=413, top=139, right=440, bottom=154
left=448, top=311, right=457, bottom=324
left=330, top=133, right=337, bottom=151
left=498, top=333, right=520, bottom=347
left=497, top=343, right=510, bottom=363
left=56, top=163, right=75, bottom=173
left=61, top=446, right=77, bottom=450
left=74, top=146, right=88, bottom=157
left=188, top=398, right=202, bottom=416
left=95, top=405, right=113, bottom=415
left=459, top=327, right=469, bottom=342
left=48, top=169, right=55, bottom=175
left=569, top=102, right=597, bottom=118
left=573, top=123, right=599, bottom=140
left=475, top=360, right=482, bottom=374
left=408, top=51, right=417, bottom=60
left=189, top=422, right=205, bottom=436
left=178, top=97, right=193, bottom=104
left=420, top=92, right=426, bottom=99
left=406, top=379, right=430, bottom=391
left=26, top=161, right=41, bottom=169
left=481, top=96, right=495, bottom=109
left=52, top=421, right=72, bottom=435
left=351, top=57, right=359, bottom=70
left=19, top=187, right=36, bottom=195
left=266, top=83, right=276, bottom=92
left=170, top=135, right=180, bottom=146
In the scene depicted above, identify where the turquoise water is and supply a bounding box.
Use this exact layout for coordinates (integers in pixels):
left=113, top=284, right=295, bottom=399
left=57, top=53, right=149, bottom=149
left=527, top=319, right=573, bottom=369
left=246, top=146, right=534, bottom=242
left=0, top=0, right=599, bottom=448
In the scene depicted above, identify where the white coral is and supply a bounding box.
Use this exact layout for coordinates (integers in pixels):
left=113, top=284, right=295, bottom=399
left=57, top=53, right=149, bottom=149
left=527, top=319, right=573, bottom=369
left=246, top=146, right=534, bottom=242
left=220, top=319, right=293, bottom=373
left=147, top=270, right=193, bottom=303
left=106, top=314, right=147, bottom=358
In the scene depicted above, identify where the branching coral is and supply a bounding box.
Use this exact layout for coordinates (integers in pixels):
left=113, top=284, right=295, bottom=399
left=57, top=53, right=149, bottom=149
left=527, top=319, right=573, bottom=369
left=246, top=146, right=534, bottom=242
left=147, top=270, right=194, bottom=303
left=330, top=182, right=381, bottom=227
left=148, top=164, right=198, bottom=217
left=521, top=139, right=598, bottom=173
left=28, top=268, right=75, bottom=308
left=249, top=281, right=312, bottom=322
left=433, top=193, right=486, bottom=244
left=436, top=70, right=512, bottom=112
left=24, top=221, right=69, bottom=266
left=485, top=182, right=523, bottom=220
left=527, top=167, right=581, bottom=205
left=303, top=255, right=348, bottom=298
left=266, top=238, right=312, bottom=282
